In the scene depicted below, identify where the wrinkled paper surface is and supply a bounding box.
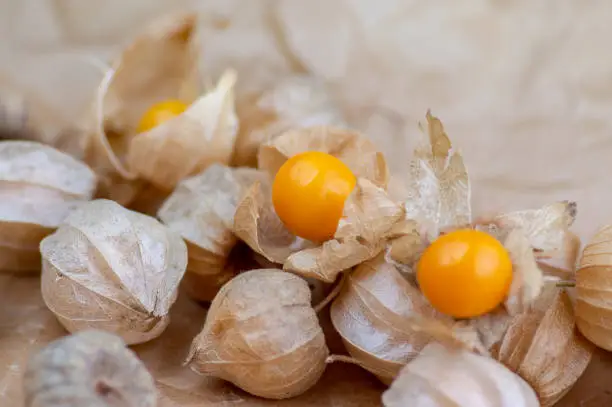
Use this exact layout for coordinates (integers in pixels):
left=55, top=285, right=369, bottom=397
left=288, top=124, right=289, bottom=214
left=1, top=1, right=612, bottom=406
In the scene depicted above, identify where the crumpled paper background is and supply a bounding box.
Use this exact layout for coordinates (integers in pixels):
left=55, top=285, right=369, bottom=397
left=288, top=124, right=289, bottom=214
left=1, top=1, right=612, bottom=406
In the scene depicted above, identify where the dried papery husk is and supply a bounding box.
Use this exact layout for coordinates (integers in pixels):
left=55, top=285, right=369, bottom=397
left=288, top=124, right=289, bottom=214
left=127, top=70, right=239, bottom=190
left=575, top=224, right=612, bottom=351
left=494, top=285, right=593, bottom=407
left=0, top=141, right=96, bottom=273
left=23, top=330, right=156, bottom=407
left=382, top=342, right=539, bottom=407
left=402, top=111, right=471, bottom=241
left=478, top=201, right=577, bottom=260
left=84, top=13, right=200, bottom=200
left=330, top=255, right=444, bottom=384
left=39, top=199, right=188, bottom=345
left=186, top=269, right=329, bottom=399
left=158, top=163, right=268, bottom=301
left=232, top=75, right=346, bottom=167
left=258, top=125, right=389, bottom=188
left=235, top=177, right=405, bottom=283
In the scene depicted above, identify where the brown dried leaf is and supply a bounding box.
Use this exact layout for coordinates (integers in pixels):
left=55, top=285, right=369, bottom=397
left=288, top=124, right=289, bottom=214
left=232, top=75, right=346, bottom=167
left=23, top=330, right=157, bottom=407
left=186, top=269, right=329, bottom=400
left=496, top=286, right=593, bottom=407
left=503, top=229, right=544, bottom=315
left=0, top=141, right=96, bottom=273
left=383, top=343, right=539, bottom=407
left=40, top=199, right=188, bottom=345
left=576, top=225, right=612, bottom=351
left=258, top=126, right=389, bottom=188
left=84, top=13, right=200, bottom=190
left=284, top=179, right=405, bottom=282
left=492, top=201, right=577, bottom=255
left=403, top=111, right=471, bottom=241
left=330, top=255, right=442, bottom=384
left=158, top=164, right=268, bottom=301
left=127, top=70, right=239, bottom=190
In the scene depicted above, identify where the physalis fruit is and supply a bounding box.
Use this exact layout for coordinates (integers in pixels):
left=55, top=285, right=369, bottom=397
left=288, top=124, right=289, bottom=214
left=272, top=151, right=356, bottom=242
left=416, top=229, right=513, bottom=318
left=137, top=100, right=188, bottom=133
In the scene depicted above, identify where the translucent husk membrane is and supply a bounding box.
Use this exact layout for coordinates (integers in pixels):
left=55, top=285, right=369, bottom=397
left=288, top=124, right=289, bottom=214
left=158, top=163, right=269, bottom=301
left=0, top=141, right=96, bottom=273
left=186, top=269, right=329, bottom=400
left=40, top=199, right=188, bottom=345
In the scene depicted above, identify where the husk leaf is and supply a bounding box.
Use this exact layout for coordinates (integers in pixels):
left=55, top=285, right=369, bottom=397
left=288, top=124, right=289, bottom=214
left=232, top=75, right=346, bottom=167
left=576, top=224, right=612, bottom=351
left=158, top=163, right=268, bottom=301
left=284, top=178, right=405, bottom=282
left=258, top=126, right=389, bottom=188
left=39, top=199, right=188, bottom=345
left=0, top=141, right=96, bottom=273
left=330, top=255, right=443, bottom=384
left=403, top=111, right=471, bottom=241
left=382, top=342, right=540, bottom=407
left=83, top=13, right=200, bottom=201
left=186, top=269, right=329, bottom=400
left=127, top=70, right=239, bottom=190
left=480, top=201, right=577, bottom=258
left=495, top=285, right=594, bottom=407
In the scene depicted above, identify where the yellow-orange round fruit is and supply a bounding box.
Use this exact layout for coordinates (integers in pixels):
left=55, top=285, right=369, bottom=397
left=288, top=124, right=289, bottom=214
left=137, top=100, right=188, bottom=133
left=416, top=229, right=513, bottom=318
left=272, top=151, right=356, bottom=242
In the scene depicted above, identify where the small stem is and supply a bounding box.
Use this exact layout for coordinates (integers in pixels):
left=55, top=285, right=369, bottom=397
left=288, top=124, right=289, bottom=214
left=556, top=280, right=576, bottom=288
left=314, top=273, right=347, bottom=313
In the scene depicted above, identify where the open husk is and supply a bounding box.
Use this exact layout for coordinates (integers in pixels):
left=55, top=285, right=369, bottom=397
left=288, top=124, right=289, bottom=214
left=495, top=285, right=593, bottom=407
left=39, top=199, right=188, bottom=345
left=382, top=342, right=540, bottom=407
left=127, top=69, right=239, bottom=190
left=330, top=254, right=442, bottom=384
left=384, top=112, right=581, bottom=358
left=186, top=269, right=328, bottom=399
left=234, top=126, right=403, bottom=282
left=232, top=75, right=346, bottom=167
left=158, top=163, right=268, bottom=301
left=83, top=12, right=201, bottom=204
left=0, top=141, right=96, bottom=273
left=576, top=224, right=612, bottom=351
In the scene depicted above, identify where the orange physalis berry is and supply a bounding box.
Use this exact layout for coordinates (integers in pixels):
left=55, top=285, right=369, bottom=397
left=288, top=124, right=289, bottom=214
left=137, top=100, right=188, bottom=133
left=416, top=229, right=513, bottom=319
left=272, top=151, right=356, bottom=242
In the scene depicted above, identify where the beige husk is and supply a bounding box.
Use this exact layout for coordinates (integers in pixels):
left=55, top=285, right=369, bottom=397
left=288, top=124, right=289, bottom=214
left=232, top=75, right=346, bottom=167
left=158, top=163, right=268, bottom=301
left=186, top=269, right=329, bottom=400
left=494, top=285, right=594, bottom=407
left=330, top=255, right=444, bottom=384
left=127, top=69, right=239, bottom=190
left=258, top=126, right=389, bottom=187
left=575, top=224, right=612, bottom=351
left=83, top=12, right=201, bottom=203
left=382, top=342, right=540, bottom=407
left=39, top=199, right=188, bottom=345
left=23, top=330, right=157, bottom=407
left=234, top=126, right=404, bottom=282
left=0, top=141, right=96, bottom=273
